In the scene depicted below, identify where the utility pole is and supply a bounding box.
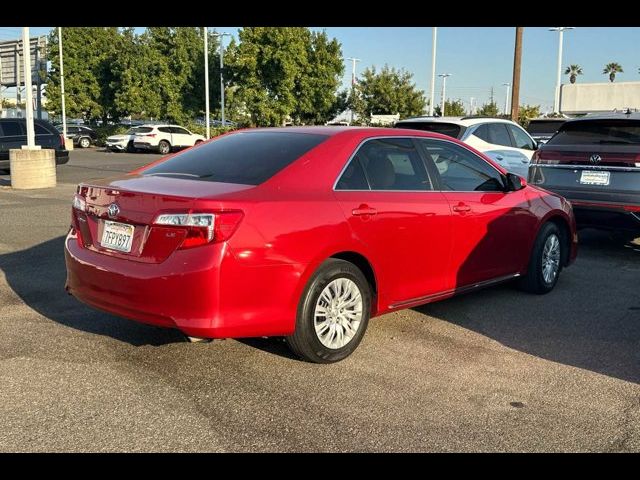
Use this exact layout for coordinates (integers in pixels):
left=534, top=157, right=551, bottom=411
left=346, top=57, right=361, bottom=124
left=22, top=28, right=35, bottom=148
left=438, top=73, right=451, bottom=116
left=429, top=27, right=437, bottom=116
left=490, top=86, right=494, bottom=105
left=469, top=97, right=475, bottom=115
left=510, top=27, right=524, bottom=122
left=203, top=27, right=210, bottom=139
left=58, top=27, right=67, bottom=139
left=549, top=27, right=574, bottom=114
left=213, top=32, right=232, bottom=129
left=502, top=83, right=511, bottom=115
left=15, top=44, right=21, bottom=106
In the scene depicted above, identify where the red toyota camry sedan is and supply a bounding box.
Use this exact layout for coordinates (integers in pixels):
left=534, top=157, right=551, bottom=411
left=65, top=127, right=577, bottom=363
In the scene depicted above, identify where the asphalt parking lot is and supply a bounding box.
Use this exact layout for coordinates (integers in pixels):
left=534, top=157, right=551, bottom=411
left=0, top=148, right=639, bottom=452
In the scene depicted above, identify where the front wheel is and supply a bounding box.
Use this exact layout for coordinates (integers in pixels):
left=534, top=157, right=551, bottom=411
left=158, top=140, right=171, bottom=155
left=286, top=259, right=371, bottom=363
left=518, top=222, right=563, bottom=294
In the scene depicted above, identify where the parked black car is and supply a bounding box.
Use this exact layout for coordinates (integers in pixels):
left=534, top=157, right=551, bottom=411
left=56, top=124, right=98, bottom=148
left=529, top=112, right=640, bottom=233
left=0, top=119, right=69, bottom=172
left=526, top=118, right=567, bottom=144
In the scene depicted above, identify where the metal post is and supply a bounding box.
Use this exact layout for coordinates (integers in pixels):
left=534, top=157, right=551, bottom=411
left=58, top=27, right=67, bottom=139
left=438, top=73, right=451, bottom=116
left=502, top=83, right=511, bottom=115
left=204, top=27, right=210, bottom=139
left=22, top=28, right=35, bottom=148
left=15, top=44, right=21, bottom=107
left=346, top=57, right=361, bottom=124
left=510, top=27, right=523, bottom=122
left=35, top=42, right=42, bottom=119
left=220, top=37, right=225, bottom=128
left=555, top=29, right=563, bottom=113
left=429, top=27, right=437, bottom=116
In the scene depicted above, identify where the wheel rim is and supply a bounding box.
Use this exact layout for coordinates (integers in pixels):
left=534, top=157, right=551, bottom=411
left=160, top=143, right=169, bottom=154
left=314, top=278, right=363, bottom=350
left=542, top=233, right=561, bottom=284
left=81, top=138, right=89, bottom=148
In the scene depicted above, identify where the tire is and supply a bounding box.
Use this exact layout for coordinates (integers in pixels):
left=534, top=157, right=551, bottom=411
left=286, top=259, right=371, bottom=363
left=518, top=222, right=563, bottom=294
left=79, top=137, right=91, bottom=148
left=158, top=140, right=171, bottom=155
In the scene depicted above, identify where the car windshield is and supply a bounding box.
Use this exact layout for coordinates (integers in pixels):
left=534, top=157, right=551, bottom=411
left=395, top=121, right=462, bottom=139
left=546, top=119, right=640, bottom=145
left=142, top=131, right=329, bottom=185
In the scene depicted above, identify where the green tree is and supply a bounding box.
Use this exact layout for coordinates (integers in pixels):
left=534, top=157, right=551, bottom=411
left=603, top=62, right=623, bottom=82
left=442, top=99, right=466, bottom=116
left=46, top=27, right=121, bottom=122
left=350, top=65, right=426, bottom=121
left=477, top=101, right=500, bottom=117
left=292, top=30, right=345, bottom=125
left=517, top=104, right=541, bottom=128
left=564, top=64, right=583, bottom=84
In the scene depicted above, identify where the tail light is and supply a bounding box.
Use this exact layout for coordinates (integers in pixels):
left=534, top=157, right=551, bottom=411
left=154, top=211, right=244, bottom=249
left=531, top=150, right=541, bottom=164
left=60, top=134, right=66, bottom=147
left=145, top=134, right=157, bottom=138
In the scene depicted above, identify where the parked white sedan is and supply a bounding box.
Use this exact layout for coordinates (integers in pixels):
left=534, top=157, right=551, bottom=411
left=395, top=116, right=539, bottom=178
left=132, top=125, right=205, bottom=154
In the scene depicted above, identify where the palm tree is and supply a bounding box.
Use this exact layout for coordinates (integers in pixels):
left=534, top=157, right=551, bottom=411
left=564, top=64, right=583, bottom=84
left=603, top=62, right=623, bottom=82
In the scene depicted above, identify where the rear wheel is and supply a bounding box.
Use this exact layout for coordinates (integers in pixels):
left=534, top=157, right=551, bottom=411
left=518, top=222, right=563, bottom=294
left=79, top=137, right=91, bottom=148
left=286, top=259, right=371, bottom=363
left=158, top=140, right=171, bottom=155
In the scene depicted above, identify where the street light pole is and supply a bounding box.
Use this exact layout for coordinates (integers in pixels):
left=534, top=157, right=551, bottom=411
left=438, top=73, right=451, bottom=116
left=549, top=27, right=574, bottom=114
left=502, top=83, right=511, bottom=115
left=203, top=27, right=210, bottom=139
left=346, top=57, right=361, bottom=124
left=212, top=32, right=231, bottom=129
left=429, top=27, right=437, bottom=116
left=58, top=27, right=67, bottom=140
left=22, top=28, right=35, bottom=148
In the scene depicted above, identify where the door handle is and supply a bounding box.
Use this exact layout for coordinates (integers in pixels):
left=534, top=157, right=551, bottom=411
left=352, top=205, right=377, bottom=216
left=452, top=202, right=471, bottom=213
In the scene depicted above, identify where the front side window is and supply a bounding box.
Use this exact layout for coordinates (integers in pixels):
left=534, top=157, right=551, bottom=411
left=337, top=138, right=432, bottom=191
left=418, top=139, right=505, bottom=192
left=158, top=127, right=172, bottom=134
left=508, top=124, right=535, bottom=150
left=172, top=127, right=191, bottom=135
left=1, top=121, right=24, bottom=136
left=487, top=123, right=513, bottom=147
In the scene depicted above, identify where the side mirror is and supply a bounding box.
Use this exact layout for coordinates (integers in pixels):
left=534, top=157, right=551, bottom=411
left=505, top=172, right=527, bottom=191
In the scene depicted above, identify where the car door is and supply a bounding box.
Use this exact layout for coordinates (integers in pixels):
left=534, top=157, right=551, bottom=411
left=417, top=138, right=535, bottom=290
left=333, top=137, right=452, bottom=307
left=170, top=127, right=193, bottom=147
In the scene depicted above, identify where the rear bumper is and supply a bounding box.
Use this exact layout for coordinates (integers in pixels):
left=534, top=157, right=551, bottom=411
left=133, top=142, right=156, bottom=151
left=64, top=228, right=300, bottom=338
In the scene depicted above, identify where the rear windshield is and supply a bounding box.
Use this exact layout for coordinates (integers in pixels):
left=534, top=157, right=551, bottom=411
left=395, top=121, right=462, bottom=139
left=547, top=120, right=640, bottom=145
left=142, top=131, right=329, bottom=185
left=526, top=120, right=566, bottom=135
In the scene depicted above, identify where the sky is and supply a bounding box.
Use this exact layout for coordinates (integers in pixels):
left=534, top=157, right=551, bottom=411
left=3, top=26, right=640, bottom=114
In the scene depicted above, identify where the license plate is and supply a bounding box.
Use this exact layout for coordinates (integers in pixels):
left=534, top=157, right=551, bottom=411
left=579, top=170, right=610, bottom=186
left=101, top=220, right=134, bottom=253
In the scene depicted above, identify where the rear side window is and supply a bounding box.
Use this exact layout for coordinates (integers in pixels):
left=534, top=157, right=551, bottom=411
left=546, top=120, right=640, bottom=145
left=171, top=127, right=191, bottom=135
left=143, top=131, right=329, bottom=185
left=487, top=123, right=512, bottom=147
left=34, top=123, right=50, bottom=135
left=507, top=125, right=535, bottom=150
left=1, top=121, right=24, bottom=136
left=395, top=121, right=463, bottom=139
left=343, top=138, right=432, bottom=191
left=135, top=127, right=153, bottom=134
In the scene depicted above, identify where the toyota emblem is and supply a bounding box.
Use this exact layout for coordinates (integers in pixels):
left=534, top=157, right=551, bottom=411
left=107, top=203, right=120, bottom=218
left=589, top=154, right=602, bottom=164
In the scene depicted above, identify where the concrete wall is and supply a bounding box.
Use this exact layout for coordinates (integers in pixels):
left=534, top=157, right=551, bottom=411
left=560, top=81, right=640, bottom=114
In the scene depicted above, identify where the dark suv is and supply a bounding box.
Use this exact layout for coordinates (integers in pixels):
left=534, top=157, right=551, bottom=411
left=0, top=118, right=69, bottom=171
left=57, top=124, right=98, bottom=148
left=526, top=118, right=567, bottom=144
left=529, top=113, right=640, bottom=232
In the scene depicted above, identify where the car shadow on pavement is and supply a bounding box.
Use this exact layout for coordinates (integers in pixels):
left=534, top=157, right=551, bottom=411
left=414, top=228, right=640, bottom=384
left=0, top=235, right=186, bottom=347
